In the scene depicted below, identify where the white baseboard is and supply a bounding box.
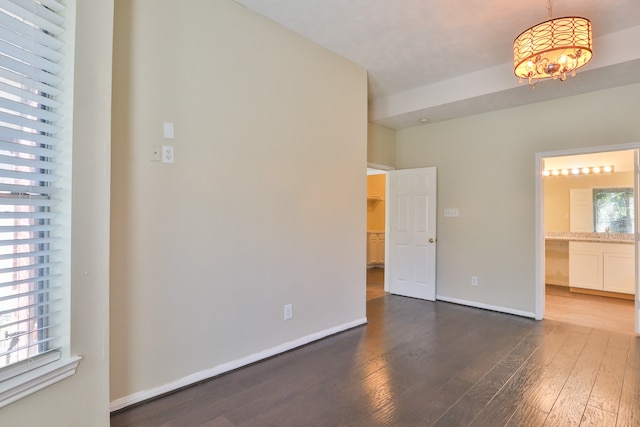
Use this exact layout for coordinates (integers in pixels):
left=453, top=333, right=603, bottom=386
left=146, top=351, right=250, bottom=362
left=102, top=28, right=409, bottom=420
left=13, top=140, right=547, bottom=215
left=109, top=317, right=368, bottom=412
left=436, top=295, right=536, bottom=319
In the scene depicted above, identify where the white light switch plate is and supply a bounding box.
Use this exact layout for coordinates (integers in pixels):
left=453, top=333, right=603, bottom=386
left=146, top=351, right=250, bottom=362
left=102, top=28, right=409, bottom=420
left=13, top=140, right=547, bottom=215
left=163, top=122, right=174, bottom=139
left=444, top=208, right=459, bottom=217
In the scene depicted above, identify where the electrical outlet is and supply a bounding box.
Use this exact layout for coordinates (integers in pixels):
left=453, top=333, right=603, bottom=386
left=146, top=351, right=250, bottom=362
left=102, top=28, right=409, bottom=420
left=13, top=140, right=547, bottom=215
left=471, top=276, right=478, bottom=286
left=284, top=304, right=293, bottom=320
left=161, top=145, right=174, bottom=164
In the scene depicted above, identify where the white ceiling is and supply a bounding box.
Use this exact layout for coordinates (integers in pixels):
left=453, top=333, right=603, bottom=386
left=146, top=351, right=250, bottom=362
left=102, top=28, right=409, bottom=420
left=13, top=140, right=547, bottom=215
left=234, top=0, right=640, bottom=129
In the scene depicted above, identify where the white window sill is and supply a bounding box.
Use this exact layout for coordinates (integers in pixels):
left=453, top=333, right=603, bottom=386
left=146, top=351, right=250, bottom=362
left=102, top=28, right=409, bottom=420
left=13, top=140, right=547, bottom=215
left=0, top=356, right=82, bottom=409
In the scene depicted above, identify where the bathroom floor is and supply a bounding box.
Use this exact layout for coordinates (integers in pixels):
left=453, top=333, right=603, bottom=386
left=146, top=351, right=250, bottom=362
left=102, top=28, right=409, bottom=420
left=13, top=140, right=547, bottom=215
left=545, top=284, right=635, bottom=335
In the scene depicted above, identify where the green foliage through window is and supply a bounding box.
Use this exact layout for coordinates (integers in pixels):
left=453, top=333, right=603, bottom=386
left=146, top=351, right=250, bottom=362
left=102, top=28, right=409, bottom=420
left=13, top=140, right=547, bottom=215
left=593, top=188, right=634, bottom=233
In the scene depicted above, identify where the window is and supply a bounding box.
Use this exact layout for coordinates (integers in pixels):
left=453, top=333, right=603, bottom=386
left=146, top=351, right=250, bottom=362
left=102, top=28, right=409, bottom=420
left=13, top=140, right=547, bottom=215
left=0, top=0, right=77, bottom=405
left=593, top=188, right=634, bottom=233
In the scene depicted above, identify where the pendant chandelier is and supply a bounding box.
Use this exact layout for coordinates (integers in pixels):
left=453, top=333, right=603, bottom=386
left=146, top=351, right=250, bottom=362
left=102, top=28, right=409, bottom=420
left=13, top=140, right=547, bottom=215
left=513, top=0, right=593, bottom=86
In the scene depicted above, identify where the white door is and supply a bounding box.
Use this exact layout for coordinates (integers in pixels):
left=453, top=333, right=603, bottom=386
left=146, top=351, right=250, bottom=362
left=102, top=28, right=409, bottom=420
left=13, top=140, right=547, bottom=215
left=386, top=167, right=437, bottom=300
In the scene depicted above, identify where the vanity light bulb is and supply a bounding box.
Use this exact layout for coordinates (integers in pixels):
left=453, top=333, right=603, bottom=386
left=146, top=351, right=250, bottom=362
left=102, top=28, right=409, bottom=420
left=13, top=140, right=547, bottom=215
left=561, top=169, right=569, bottom=175
left=603, top=165, right=612, bottom=173
left=582, top=167, right=590, bottom=174
left=543, top=170, right=550, bottom=176
left=552, top=170, right=560, bottom=176
left=571, top=168, right=580, bottom=175
left=592, top=166, right=601, bottom=173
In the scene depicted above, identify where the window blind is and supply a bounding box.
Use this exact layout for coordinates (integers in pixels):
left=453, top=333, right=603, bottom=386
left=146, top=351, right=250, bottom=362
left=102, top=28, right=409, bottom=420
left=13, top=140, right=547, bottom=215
left=0, top=0, right=65, bottom=373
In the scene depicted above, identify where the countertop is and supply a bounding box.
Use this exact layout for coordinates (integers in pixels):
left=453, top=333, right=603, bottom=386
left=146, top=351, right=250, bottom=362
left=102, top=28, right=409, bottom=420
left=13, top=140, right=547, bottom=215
left=545, top=231, right=634, bottom=244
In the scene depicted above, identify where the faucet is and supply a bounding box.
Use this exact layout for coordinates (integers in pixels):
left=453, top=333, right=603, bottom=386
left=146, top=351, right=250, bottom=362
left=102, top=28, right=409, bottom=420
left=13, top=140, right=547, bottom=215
left=605, top=226, right=611, bottom=239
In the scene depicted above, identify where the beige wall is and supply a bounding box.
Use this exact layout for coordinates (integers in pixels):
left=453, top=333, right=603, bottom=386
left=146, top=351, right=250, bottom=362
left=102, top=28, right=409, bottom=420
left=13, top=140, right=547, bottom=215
left=368, top=122, right=396, bottom=167
left=396, top=83, right=640, bottom=314
left=0, top=0, right=114, bottom=425
left=544, top=171, right=634, bottom=231
left=367, top=174, right=386, bottom=231
left=110, top=0, right=367, bottom=403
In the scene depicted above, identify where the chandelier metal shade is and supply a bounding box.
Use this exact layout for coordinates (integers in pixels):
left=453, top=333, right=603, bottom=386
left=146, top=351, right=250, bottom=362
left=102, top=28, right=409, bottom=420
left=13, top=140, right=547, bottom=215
left=513, top=8, right=593, bottom=86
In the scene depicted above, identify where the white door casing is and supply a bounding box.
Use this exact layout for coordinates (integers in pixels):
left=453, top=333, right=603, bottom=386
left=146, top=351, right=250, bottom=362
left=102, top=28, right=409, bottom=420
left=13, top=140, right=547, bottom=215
left=386, top=167, right=437, bottom=301
left=634, top=149, right=639, bottom=334
left=536, top=144, right=640, bottom=333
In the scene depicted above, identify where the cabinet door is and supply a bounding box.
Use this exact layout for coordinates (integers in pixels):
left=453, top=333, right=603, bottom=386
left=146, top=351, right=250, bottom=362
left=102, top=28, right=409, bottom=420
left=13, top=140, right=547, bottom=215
left=377, top=233, right=385, bottom=264
left=603, top=247, right=635, bottom=294
left=367, top=233, right=377, bottom=266
left=569, top=242, right=602, bottom=290
left=371, top=234, right=380, bottom=265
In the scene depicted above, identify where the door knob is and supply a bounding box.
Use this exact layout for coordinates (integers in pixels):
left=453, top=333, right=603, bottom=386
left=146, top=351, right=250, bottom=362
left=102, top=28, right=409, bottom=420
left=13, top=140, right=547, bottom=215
left=429, top=237, right=435, bottom=243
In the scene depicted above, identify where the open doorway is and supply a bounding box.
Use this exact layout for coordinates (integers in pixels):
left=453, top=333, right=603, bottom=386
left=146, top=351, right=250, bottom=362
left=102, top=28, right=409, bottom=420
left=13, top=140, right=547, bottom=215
left=538, top=147, right=638, bottom=335
left=367, top=166, right=390, bottom=301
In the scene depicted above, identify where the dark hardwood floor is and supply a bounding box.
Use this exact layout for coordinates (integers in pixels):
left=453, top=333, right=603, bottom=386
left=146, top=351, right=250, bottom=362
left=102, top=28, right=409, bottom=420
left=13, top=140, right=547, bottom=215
left=112, top=271, right=640, bottom=426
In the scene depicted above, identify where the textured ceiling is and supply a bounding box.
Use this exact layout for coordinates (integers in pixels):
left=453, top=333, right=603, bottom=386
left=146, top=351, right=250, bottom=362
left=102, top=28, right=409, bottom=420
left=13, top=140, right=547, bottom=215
left=234, top=0, right=640, bottom=129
